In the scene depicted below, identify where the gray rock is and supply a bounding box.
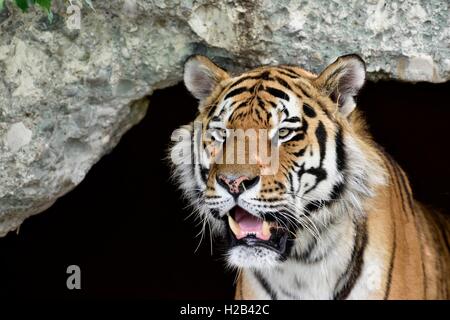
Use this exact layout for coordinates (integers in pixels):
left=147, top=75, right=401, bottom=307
left=0, top=0, right=448, bottom=236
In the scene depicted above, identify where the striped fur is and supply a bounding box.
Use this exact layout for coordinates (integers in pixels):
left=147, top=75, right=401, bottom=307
left=171, top=55, right=450, bottom=299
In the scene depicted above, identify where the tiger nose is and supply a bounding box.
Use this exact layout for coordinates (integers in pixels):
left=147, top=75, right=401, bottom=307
left=217, top=174, right=260, bottom=196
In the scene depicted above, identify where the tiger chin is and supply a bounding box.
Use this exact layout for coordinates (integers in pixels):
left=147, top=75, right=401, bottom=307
left=169, top=54, right=450, bottom=300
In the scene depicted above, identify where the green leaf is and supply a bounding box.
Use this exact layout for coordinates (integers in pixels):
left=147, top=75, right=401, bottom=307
left=15, top=0, right=30, bottom=12
left=0, top=0, right=5, bottom=10
left=35, top=0, right=53, bottom=22
left=36, top=0, right=51, bottom=11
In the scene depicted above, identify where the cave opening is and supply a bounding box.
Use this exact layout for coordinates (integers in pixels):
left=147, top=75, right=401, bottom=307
left=0, top=80, right=449, bottom=299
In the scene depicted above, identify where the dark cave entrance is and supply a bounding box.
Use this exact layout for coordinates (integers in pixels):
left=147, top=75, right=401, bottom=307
left=0, top=80, right=449, bottom=299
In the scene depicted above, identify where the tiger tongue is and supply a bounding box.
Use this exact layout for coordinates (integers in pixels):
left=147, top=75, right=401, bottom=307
left=234, top=207, right=262, bottom=230
left=232, top=207, right=271, bottom=240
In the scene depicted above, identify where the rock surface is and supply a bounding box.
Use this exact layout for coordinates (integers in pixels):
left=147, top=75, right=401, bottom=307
left=0, top=0, right=448, bottom=236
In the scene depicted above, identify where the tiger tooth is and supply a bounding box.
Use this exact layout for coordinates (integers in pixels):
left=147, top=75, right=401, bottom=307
left=262, top=221, right=271, bottom=238
left=228, top=214, right=241, bottom=237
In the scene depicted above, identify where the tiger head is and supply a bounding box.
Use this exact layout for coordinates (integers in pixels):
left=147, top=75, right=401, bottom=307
left=170, top=55, right=383, bottom=270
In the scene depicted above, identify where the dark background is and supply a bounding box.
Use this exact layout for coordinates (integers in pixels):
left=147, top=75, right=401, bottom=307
left=0, top=80, right=449, bottom=300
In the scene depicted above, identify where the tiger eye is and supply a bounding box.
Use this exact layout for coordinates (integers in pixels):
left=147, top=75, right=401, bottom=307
left=278, top=128, right=291, bottom=139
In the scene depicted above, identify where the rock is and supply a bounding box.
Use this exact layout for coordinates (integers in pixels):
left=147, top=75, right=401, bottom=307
left=0, top=0, right=448, bottom=236
left=5, top=122, right=33, bottom=153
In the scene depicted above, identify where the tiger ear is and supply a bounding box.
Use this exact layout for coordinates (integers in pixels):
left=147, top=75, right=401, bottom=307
left=184, top=55, right=229, bottom=101
left=314, top=54, right=366, bottom=117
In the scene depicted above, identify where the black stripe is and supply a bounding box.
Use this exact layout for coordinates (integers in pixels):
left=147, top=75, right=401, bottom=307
left=256, top=97, right=268, bottom=123
left=275, top=68, right=300, bottom=79
left=278, top=65, right=302, bottom=77
left=292, top=82, right=312, bottom=99
left=232, top=100, right=249, bottom=113
left=294, top=81, right=332, bottom=120
left=253, top=106, right=264, bottom=122
left=437, top=215, right=450, bottom=254
left=384, top=215, right=396, bottom=299
left=317, top=101, right=333, bottom=120
left=396, top=165, right=415, bottom=214
left=206, top=104, right=218, bottom=118
left=381, top=154, right=399, bottom=299
left=289, top=133, right=305, bottom=141
left=189, top=126, right=202, bottom=199
left=288, top=171, right=295, bottom=196
left=200, top=168, right=208, bottom=184
left=304, top=200, right=320, bottom=213
left=227, top=71, right=274, bottom=91
left=265, top=87, right=290, bottom=101
left=316, top=121, right=327, bottom=166
left=219, top=96, right=247, bottom=117
left=303, top=167, right=328, bottom=195
left=253, top=271, right=277, bottom=300
left=333, top=218, right=368, bottom=300
left=224, top=87, right=248, bottom=100
left=260, top=71, right=270, bottom=80
left=304, top=181, right=345, bottom=213
left=302, top=103, right=316, bottom=118
left=391, top=164, right=409, bottom=220
left=190, top=126, right=195, bottom=167
left=326, top=65, right=345, bottom=87
left=267, top=100, right=277, bottom=109
left=274, top=76, right=293, bottom=91
left=284, top=116, right=301, bottom=123
left=287, top=128, right=303, bottom=135
left=257, top=96, right=265, bottom=109
left=227, top=76, right=254, bottom=90
left=209, top=209, right=220, bottom=219
left=329, top=181, right=345, bottom=201
left=280, top=101, right=289, bottom=118
left=292, top=148, right=306, bottom=157
left=227, top=72, right=273, bottom=89
left=335, top=126, right=346, bottom=172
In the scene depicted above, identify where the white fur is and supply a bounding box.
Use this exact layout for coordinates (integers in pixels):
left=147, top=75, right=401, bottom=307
left=227, top=247, right=281, bottom=270
left=337, top=58, right=366, bottom=117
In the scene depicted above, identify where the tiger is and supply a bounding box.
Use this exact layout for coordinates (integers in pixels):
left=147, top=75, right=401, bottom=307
left=169, top=54, right=450, bottom=299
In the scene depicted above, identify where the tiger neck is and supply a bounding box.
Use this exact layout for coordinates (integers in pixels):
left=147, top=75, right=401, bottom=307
left=248, top=206, right=367, bottom=300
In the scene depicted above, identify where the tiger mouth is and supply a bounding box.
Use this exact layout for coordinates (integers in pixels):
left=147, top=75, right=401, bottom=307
left=226, top=206, right=289, bottom=256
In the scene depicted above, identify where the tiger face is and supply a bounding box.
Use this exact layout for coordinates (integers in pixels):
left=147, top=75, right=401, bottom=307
left=171, top=54, right=373, bottom=270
